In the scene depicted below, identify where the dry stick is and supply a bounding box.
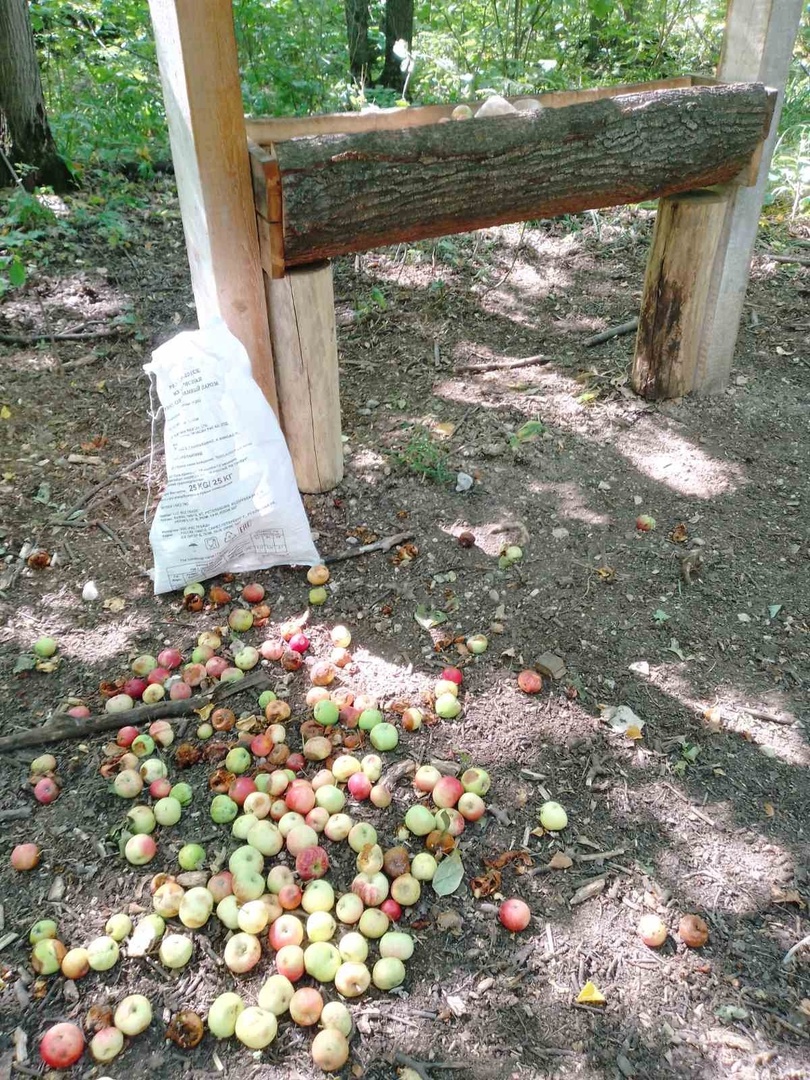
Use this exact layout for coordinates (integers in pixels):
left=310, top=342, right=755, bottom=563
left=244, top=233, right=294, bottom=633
left=0, top=807, right=32, bottom=822
left=659, top=781, right=716, bottom=827
left=455, top=353, right=550, bottom=374
left=392, top=1053, right=466, bottom=1079
left=782, top=933, right=810, bottom=967
left=759, top=251, right=810, bottom=267
left=734, top=705, right=795, bottom=725
left=0, top=670, right=271, bottom=754
left=324, top=531, right=414, bottom=565
left=0, top=328, right=133, bottom=346
left=52, top=448, right=162, bottom=523
left=583, top=317, right=639, bottom=347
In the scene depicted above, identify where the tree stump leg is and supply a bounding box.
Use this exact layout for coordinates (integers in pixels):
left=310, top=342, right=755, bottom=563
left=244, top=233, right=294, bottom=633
left=266, top=264, right=344, bottom=493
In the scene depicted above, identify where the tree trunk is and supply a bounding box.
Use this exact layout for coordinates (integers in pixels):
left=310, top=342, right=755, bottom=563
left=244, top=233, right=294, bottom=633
left=270, top=83, right=773, bottom=267
left=379, top=0, right=414, bottom=91
left=344, top=0, right=372, bottom=83
left=0, top=0, right=73, bottom=190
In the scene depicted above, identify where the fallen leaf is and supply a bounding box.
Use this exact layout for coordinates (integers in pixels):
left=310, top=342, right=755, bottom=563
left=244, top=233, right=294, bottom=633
left=433, top=849, right=464, bottom=897
left=596, top=566, right=616, bottom=582
left=484, top=850, right=533, bottom=870
left=471, top=870, right=501, bottom=897
left=445, top=994, right=467, bottom=1017
left=764, top=802, right=775, bottom=818
left=669, top=523, right=689, bottom=543
left=548, top=852, right=573, bottom=870
left=435, top=910, right=463, bottom=932
left=771, top=887, right=804, bottom=907
left=0, top=405, right=11, bottom=419
left=35, top=658, right=60, bottom=674
left=576, top=981, right=606, bottom=1005
left=414, top=604, right=448, bottom=631
left=433, top=422, right=456, bottom=439
left=768, top=604, right=783, bottom=620
left=103, top=597, right=126, bottom=613
left=195, top=703, right=214, bottom=721
left=13, top=654, right=37, bottom=674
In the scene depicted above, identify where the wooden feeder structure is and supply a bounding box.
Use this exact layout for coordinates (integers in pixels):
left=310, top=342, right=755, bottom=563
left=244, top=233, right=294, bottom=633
left=148, top=0, right=803, bottom=494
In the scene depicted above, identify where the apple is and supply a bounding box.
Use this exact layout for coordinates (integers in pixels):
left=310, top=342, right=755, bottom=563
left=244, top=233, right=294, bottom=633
left=432, top=776, right=464, bottom=808
left=638, top=913, right=668, bottom=948
left=29, top=919, right=57, bottom=945
left=211, top=794, right=238, bottom=823
left=278, top=883, right=303, bottom=912
left=229, top=775, right=257, bottom=806
left=224, top=932, right=262, bottom=974
left=275, top=943, right=305, bottom=981
left=258, top=973, right=295, bottom=1016
left=259, top=639, right=285, bottom=661
left=372, top=956, right=405, bottom=990
left=636, top=514, right=656, bottom=531
left=182, top=662, right=207, bottom=686
left=30, top=753, right=57, bottom=776
left=539, top=801, right=568, bottom=831
left=351, top=872, right=389, bottom=907
left=228, top=608, right=254, bottom=634
left=390, top=874, right=421, bottom=907
left=34, top=777, right=60, bottom=804
left=32, top=938, right=66, bottom=974
left=216, top=895, right=240, bottom=930
left=324, top=813, right=353, bottom=842
left=128, top=914, right=165, bottom=958
left=127, top=805, right=156, bottom=835
left=207, top=992, right=245, bottom=1038
left=105, top=913, right=133, bottom=941
left=434, top=679, right=459, bottom=698
left=87, top=935, right=120, bottom=971
left=370, top=723, right=398, bottom=751
left=279, top=812, right=307, bottom=838
left=404, top=805, right=435, bottom=836
left=159, top=933, right=193, bottom=969
left=247, top=819, right=283, bottom=857
left=208, top=871, right=233, bottom=903
left=499, top=897, right=531, bottom=931
left=125, top=834, right=156, bottom=865
left=234, top=1006, right=277, bottom=1049
left=348, top=822, right=377, bottom=852
left=302, top=879, right=335, bottom=914
left=334, top=961, right=370, bottom=998
left=225, top=746, right=251, bottom=774
left=290, top=987, right=324, bottom=1026
left=435, top=692, right=461, bottom=719
left=517, top=669, right=542, bottom=694
left=356, top=844, right=384, bottom=875
left=380, top=931, right=414, bottom=960
left=232, top=869, right=266, bottom=903
left=402, top=707, right=423, bottom=731
left=358, top=908, right=389, bottom=939
left=149, top=777, right=172, bottom=799
left=466, top=633, right=488, bottom=654
left=458, top=791, right=486, bottom=820
left=152, top=881, right=184, bottom=919
left=139, top=758, right=167, bottom=785
left=238, top=900, right=270, bottom=935
left=106, top=693, right=135, bottom=715
left=320, top=1001, right=352, bottom=1037
left=411, top=852, right=438, bottom=881
left=234, top=646, right=259, bottom=671
left=303, top=736, right=331, bottom=762
left=286, top=782, right=316, bottom=815
left=154, top=796, right=183, bottom=827
left=206, top=656, right=229, bottom=679
left=370, top=784, right=392, bottom=809
left=335, top=893, right=364, bottom=925
left=306, top=806, right=329, bottom=833
left=306, top=911, right=337, bottom=943
left=414, top=765, right=441, bottom=793
left=178, top=843, right=206, bottom=871
left=381, top=898, right=402, bottom=922
left=113, top=994, right=152, bottom=1036
left=11, top=842, right=40, bottom=871
left=267, top=865, right=295, bottom=894
left=179, top=886, right=214, bottom=928
left=304, top=941, right=341, bottom=982
left=331, top=755, right=361, bottom=782
left=244, top=792, right=272, bottom=820
left=296, top=846, right=330, bottom=880
left=170, top=781, right=193, bottom=805
left=40, top=1023, right=85, bottom=1069
left=61, top=947, right=90, bottom=979
left=229, top=845, right=264, bottom=876
left=337, top=930, right=368, bottom=964
left=286, top=824, right=319, bottom=855
left=90, top=1026, right=124, bottom=1063
left=268, top=914, right=304, bottom=950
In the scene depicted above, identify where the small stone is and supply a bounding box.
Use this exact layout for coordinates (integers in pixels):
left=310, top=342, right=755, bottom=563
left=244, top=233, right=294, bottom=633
left=535, top=652, right=566, bottom=680
left=552, top=527, right=569, bottom=541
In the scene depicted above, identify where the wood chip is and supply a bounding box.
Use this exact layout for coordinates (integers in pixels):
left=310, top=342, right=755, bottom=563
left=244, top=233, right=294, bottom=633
left=535, top=651, right=567, bottom=680
left=0, top=932, right=19, bottom=952
left=13, top=1028, right=28, bottom=1063
left=47, top=876, right=65, bottom=902
left=569, top=877, right=606, bottom=906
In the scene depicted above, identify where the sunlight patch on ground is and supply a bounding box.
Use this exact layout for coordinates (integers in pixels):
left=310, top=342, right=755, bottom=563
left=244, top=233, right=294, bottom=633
left=527, top=480, right=611, bottom=526
left=346, top=446, right=388, bottom=479
left=613, top=424, right=745, bottom=498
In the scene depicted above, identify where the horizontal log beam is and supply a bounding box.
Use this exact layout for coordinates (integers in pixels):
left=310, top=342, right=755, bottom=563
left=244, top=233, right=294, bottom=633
left=266, top=82, right=773, bottom=268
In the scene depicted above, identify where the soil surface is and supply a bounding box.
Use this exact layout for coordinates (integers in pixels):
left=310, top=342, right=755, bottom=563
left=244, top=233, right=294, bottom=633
left=1, top=176, right=808, bottom=1080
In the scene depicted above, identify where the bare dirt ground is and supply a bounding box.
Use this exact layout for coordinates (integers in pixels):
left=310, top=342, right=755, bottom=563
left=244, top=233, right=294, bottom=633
left=0, top=175, right=808, bottom=1080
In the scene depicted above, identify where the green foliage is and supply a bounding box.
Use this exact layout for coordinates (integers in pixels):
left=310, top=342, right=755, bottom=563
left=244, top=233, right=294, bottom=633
left=392, top=428, right=456, bottom=485
left=23, top=1, right=810, bottom=215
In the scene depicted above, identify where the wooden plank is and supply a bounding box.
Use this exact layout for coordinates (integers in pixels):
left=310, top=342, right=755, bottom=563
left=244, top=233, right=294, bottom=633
left=270, top=83, right=771, bottom=267
left=256, top=215, right=286, bottom=279
left=266, top=265, right=344, bottom=493
left=248, top=140, right=282, bottom=221
left=148, top=0, right=277, bottom=411
left=245, top=76, right=708, bottom=144
left=632, top=0, right=803, bottom=398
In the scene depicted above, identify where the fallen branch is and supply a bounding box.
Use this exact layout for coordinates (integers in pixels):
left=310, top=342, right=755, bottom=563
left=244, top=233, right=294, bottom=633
left=51, top=448, right=163, bottom=523
left=660, top=781, right=715, bottom=827
left=584, top=318, right=639, bottom=348
left=392, top=1052, right=466, bottom=1080
left=0, top=671, right=271, bottom=754
left=734, top=705, right=795, bottom=726
left=455, top=353, right=549, bottom=374
left=783, top=933, right=810, bottom=967
left=0, top=327, right=133, bottom=346
left=759, top=250, right=810, bottom=267
left=325, top=531, right=414, bottom=565
left=0, top=807, right=32, bottom=822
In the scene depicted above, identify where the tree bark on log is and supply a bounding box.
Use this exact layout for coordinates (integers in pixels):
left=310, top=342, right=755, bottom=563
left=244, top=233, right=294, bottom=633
left=272, top=83, right=773, bottom=267
left=0, top=0, right=74, bottom=191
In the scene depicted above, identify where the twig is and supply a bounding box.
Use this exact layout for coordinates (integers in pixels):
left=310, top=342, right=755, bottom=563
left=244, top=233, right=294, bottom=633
left=576, top=848, right=625, bottom=863
left=455, top=353, right=550, bottom=374
left=392, top=1053, right=466, bottom=1079
left=660, top=781, right=715, bottom=827
left=0, top=671, right=271, bottom=754
left=584, top=318, right=639, bottom=347
left=0, top=807, right=33, bottom=822
left=0, top=327, right=133, bottom=346
left=759, top=250, right=810, bottom=267
left=782, top=933, right=810, bottom=967
left=734, top=705, right=795, bottom=726
left=52, top=449, right=162, bottom=522
left=325, top=531, right=414, bottom=565
left=96, top=521, right=130, bottom=553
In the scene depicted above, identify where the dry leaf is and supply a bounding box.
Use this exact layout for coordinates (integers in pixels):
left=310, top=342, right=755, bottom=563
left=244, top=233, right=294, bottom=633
left=484, top=850, right=533, bottom=870
left=195, top=703, right=214, bottom=721
left=771, top=887, right=804, bottom=907
left=548, top=852, right=573, bottom=870
left=669, top=523, right=689, bottom=543
left=103, top=597, right=126, bottom=613
left=471, top=870, right=502, bottom=898
left=436, top=910, right=463, bottom=932
left=764, top=802, right=775, bottom=817
left=434, top=422, right=456, bottom=439
left=596, top=566, right=616, bottom=582
left=576, top=981, right=606, bottom=1005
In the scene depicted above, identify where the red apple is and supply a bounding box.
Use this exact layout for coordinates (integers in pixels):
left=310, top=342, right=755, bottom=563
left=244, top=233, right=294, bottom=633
left=517, top=669, right=542, bottom=694
left=158, top=648, right=183, bottom=670
left=11, top=843, right=40, bottom=870
left=347, top=773, right=372, bottom=801
left=228, top=776, right=257, bottom=806
left=40, top=1023, right=85, bottom=1069
left=289, top=632, right=310, bottom=654
left=499, top=898, right=531, bottom=932
left=34, top=777, right=60, bottom=804
left=116, top=726, right=139, bottom=748
left=123, top=678, right=147, bottom=701
left=441, top=667, right=463, bottom=685
left=636, top=514, right=656, bottom=531
left=296, top=846, right=329, bottom=881
left=242, top=582, right=265, bottom=604
left=381, top=898, right=402, bottom=922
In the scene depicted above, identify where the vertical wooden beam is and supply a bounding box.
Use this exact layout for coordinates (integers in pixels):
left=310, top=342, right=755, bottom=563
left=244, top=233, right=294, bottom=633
left=148, top=0, right=277, bottom=411
left=266, top=264, right=344, bottom=493
left=631, top=0, right=803, bottom=399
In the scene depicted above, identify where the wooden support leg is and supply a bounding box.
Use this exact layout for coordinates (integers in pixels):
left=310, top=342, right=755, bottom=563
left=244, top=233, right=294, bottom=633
left=631, top=0, right=803, bottom=399
left=148, top=0, right=277, bottom=411
left=266, top=264, right=344, bottom=494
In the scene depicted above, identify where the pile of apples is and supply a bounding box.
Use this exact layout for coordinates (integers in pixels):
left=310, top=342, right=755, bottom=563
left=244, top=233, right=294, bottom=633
left=22, top=569, right=524, bottom=1072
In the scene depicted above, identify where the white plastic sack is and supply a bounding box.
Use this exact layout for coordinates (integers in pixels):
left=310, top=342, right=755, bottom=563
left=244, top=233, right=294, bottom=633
left=144, top=321, right=320, bottom=593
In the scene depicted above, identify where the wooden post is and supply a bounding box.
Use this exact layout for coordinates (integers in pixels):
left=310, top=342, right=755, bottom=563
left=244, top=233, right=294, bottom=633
left=266, top=264, right=344, bottom=493
left=148, top=0, right=277, bottom=410
left=631, top=0, right=803, bottom=399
